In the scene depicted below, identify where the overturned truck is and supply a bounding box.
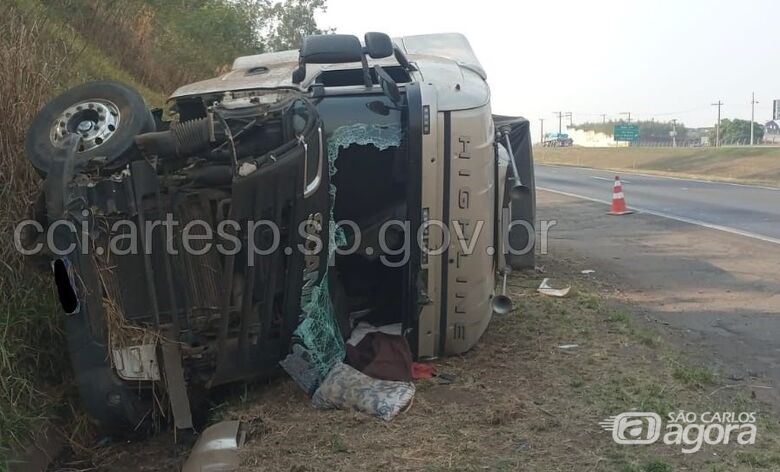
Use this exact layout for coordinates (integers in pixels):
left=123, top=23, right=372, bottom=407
left=23, top=32, right=536, bottom=432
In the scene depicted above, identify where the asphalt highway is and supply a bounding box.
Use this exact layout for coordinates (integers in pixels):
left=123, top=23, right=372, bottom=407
left=535, top=164, right=780, bottom=244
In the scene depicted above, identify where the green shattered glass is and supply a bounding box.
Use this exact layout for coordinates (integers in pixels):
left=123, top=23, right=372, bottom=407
left=295, top=123, right=403, bottom=378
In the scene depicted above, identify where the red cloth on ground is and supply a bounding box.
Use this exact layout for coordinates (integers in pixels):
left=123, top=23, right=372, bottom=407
left=411, top=362, right=436, bottom=380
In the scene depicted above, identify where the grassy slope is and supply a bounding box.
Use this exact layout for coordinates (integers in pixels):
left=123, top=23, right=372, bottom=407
left=0, top=0, right=169, bottom=465
left=535, top=146, right=780, bottom=187
left=12, top=0, right=168, bottom=104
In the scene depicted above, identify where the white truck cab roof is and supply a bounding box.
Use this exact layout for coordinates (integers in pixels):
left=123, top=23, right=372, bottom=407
left=170, top=33, right=489, bottom=111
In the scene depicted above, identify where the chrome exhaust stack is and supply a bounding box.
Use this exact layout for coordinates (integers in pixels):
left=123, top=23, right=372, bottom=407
left=491, top=268, right=513, bottom=315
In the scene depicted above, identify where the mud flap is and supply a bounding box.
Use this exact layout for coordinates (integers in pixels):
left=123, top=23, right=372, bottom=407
left=160, top=342, right=193, bottom=431
left=494, top=116, right=536, bottom=269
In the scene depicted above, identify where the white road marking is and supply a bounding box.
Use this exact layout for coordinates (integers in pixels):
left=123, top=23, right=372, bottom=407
left=591, top=176, right=631, bottom=184
left=537, top=186, right=780, bottom=246
left=540, top=164, right=780, bottom=191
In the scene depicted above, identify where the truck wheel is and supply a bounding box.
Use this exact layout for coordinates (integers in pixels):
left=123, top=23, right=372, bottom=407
left=26, top=80, right=155, bottom=176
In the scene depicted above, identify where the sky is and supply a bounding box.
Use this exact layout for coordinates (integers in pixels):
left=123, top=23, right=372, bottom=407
left=317, top=0, right=780, bottom=141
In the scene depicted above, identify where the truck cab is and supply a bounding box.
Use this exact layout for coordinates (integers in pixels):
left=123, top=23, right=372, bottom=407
left=24, top=32, right=535, bottom=432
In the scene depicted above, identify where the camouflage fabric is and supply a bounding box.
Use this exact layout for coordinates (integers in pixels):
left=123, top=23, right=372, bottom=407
left=311, top=362, right=415, bottom=421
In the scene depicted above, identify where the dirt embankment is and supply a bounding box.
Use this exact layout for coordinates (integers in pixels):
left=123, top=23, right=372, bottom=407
left=536, top=146, right=780, bottom=187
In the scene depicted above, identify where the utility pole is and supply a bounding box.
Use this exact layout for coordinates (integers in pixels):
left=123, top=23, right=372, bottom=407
left=554, top=112, right=573, bottom=133
left=566, top=112, right=573, bottom=127
left=712, top=101, right=723, bottom=147
left=601, top=114, right=607, bottom=124
left=620, top=112, right=631, bottom=123
left=540, top=118, right=545, bottom=145
left=750, top=92, right=758, bottom=146
left=670, top=119, right=677, bottom=148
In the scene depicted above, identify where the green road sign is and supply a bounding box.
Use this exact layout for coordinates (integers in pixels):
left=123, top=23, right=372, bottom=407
left=614, top=123, right=640, bottom=142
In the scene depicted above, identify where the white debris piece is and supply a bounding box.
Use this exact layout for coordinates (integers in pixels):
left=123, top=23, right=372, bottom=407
left=238, top=162, right=258, bottom=176
left=537, top=278, right=571, bottom=297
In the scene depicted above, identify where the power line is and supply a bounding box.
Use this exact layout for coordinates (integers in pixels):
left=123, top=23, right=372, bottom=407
left=553, top=111, right=572, bottom=134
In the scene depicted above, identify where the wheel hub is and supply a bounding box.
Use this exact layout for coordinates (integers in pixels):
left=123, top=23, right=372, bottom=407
left=50, top=99, right=121, bottom=152
left=77, top=120, right=94, bottom=133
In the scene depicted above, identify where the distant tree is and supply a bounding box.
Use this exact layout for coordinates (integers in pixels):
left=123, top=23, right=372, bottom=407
left=710, top=119, right=764, bottom=145
left=153, top=0, right=330, bottom=73
left=637, top=120, right=688, bottom=142
left=176, top=0, right=264, bottom=62
left=256, top=0, right=331, bottom=52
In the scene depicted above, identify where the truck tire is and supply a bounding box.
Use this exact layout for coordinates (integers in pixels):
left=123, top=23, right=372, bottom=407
left=26, top=81, right=155, bottom=176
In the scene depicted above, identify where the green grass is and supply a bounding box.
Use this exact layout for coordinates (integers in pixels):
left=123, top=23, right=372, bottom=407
left=0, top=286, right=66, bottom=463
left=735, top=451, right=780, bottom=468
left=671, top=363, right=717, bottom=387
left=617, top=460, right=675, bottom=472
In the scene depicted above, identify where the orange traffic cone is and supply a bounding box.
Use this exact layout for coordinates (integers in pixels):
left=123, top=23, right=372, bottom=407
left=608, top=176, right=633, bottom=215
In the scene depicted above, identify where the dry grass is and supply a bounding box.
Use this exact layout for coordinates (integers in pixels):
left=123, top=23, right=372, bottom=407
left=94, top=250, right=161, bottom=349
left=65, top=258, right=780, bottom=471
left=0, top=0, right=221, bottom=463
left=536, top=146, right=780, bottom=186
left=50, top=0, right=205, bottom=94
left=227, top=264, right=779, bottom=471
left=0, top=3, right=77, bottom=462
left=0, top=0, right=231, bottom=465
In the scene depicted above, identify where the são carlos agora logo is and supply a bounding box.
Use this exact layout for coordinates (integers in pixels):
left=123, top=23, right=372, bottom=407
left=600, top=411, right=757, bottom=454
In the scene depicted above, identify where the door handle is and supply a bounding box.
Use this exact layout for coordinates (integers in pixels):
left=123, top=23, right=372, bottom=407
left=303, top=127, right=323, bottom=199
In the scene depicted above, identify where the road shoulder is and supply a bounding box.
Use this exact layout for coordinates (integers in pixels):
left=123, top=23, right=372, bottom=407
left=538, top=189, right=780, bottom=412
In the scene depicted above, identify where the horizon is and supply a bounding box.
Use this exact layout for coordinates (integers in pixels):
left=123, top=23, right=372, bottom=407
left=318, top=0, right=780, bottom=141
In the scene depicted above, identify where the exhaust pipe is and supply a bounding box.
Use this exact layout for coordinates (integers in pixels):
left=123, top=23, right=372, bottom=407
left=502, top=128, right=531, bottom=201
left=491, top=268, right=513, bottom=315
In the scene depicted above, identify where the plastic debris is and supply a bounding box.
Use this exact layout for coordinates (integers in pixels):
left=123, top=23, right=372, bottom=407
left=436, top=372, right=456, bottom=385
left=581, top=269, right=595, bottom=275
left=557, top=344, right=579, bottom=350
left=238, top=162, right=257, bottom=176
left=279, top=344, right=320, bottom=396
left=537, top=278, right=571, bottom=297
